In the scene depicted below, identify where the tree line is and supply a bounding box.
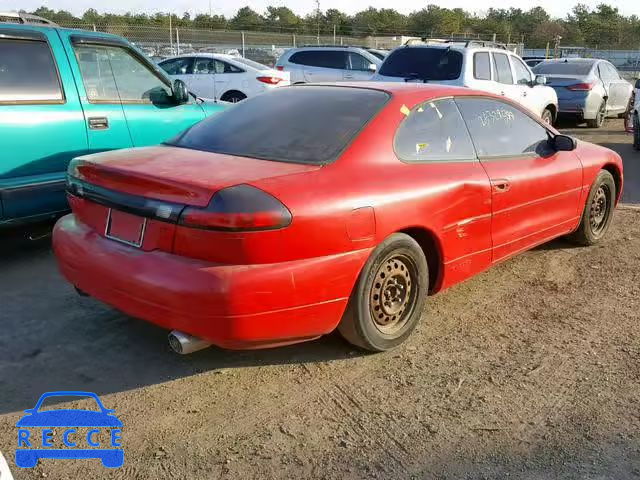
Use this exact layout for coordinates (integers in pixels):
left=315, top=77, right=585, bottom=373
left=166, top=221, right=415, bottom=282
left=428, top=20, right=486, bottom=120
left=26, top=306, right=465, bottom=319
left=29, top=3, right=640, bottom=49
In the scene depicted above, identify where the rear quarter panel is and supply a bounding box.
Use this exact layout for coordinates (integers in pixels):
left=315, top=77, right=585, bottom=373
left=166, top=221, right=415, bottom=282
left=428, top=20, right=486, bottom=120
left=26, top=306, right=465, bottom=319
left=574, top=141, right=624, bottom=204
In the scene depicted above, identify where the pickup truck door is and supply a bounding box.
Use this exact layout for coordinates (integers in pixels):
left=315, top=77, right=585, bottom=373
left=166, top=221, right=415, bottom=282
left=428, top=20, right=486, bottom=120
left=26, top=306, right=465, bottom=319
left=0, top=26, right=87, bottom=223
left=57, top=33, right=133, bottom=155
left=60, top=32, right=209, bottom=148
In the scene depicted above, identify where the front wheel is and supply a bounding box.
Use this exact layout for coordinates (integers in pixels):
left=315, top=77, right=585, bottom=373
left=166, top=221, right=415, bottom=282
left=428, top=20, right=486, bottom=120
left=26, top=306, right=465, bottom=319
left=541, top=108, right=554, bottom=126
left=569, top=170, right=616, bottom=246
left=633, top=112, right=640, bottom=151
left=338, top=233, right=429, bottom=352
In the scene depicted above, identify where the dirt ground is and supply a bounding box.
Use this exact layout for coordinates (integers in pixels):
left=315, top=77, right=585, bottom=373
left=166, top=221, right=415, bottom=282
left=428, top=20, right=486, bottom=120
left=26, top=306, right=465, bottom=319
left=1, top=119, right=639, bottom=479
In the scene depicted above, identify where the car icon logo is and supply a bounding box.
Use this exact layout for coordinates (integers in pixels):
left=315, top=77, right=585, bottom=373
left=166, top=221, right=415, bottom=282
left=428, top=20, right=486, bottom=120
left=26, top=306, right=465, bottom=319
left=15, top=391, right=123, bottom=468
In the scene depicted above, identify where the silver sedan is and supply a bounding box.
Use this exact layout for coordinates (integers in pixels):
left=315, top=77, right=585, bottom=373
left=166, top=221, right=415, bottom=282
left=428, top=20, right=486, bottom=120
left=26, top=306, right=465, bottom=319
left=533, top=58, right=633, bottom=128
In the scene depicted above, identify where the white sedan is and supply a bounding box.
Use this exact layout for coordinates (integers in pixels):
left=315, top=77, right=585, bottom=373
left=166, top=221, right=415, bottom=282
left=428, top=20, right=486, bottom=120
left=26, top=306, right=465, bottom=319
left=158, top=53, right=290, bottom=102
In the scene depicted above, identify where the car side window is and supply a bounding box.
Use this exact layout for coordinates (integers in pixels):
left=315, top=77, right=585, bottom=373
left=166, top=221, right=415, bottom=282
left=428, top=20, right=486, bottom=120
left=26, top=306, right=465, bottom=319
left=511, top=57, right=532, bottom=85
left=193, top=58, right=214, bottom=74
left=0, top=38, right=63, bottom=103
left=456, top=97, right=552, bottom=158
left=347, top=52, right=371, bottom=71
left=75, top=44, right=172, bottom=104
left=473, top=52, right=491, bottom=81
left=394, top=98, right=476, bottom=163
left=492, top=53, right=513, bottom=85
left=159, top=57, right=193, bottom=75
left=214, top=60, right=243, bottom=74
left=290, top=51, right=345, bottom=69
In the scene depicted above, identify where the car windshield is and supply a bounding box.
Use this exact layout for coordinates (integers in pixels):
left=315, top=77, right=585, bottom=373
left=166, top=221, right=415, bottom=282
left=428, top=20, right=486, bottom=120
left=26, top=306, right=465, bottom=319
left=232, top=57, right=270, bottom=71
left=168, top=86, right=389, bottom=165
left=378, top=47, right=463, bottom=81
left=37, top=395, right=102, bottom=412
left=533, top=62, right=595, bottom=75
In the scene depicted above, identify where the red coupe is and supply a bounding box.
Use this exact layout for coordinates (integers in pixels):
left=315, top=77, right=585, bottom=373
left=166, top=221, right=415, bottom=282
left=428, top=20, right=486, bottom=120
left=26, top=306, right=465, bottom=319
left=53, top=84, right=623, bottom=353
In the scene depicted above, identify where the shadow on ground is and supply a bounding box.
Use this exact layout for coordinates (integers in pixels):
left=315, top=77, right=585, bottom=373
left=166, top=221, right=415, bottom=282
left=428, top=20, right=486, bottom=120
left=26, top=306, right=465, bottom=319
left=0, top=227, right=363, bottom=415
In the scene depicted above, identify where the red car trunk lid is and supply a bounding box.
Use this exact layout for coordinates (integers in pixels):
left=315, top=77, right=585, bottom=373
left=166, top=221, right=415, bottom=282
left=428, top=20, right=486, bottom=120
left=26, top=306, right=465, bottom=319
left=72, top=146, right=320, bottom=207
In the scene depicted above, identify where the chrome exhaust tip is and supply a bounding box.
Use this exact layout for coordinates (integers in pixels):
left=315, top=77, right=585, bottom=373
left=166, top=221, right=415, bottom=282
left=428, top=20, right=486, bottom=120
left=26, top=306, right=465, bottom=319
left=168, top=330, right=212, bottom=355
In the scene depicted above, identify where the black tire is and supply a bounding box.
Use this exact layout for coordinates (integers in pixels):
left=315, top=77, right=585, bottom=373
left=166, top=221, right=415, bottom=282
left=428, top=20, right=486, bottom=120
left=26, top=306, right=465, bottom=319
left=221, top=91, right=247, bottom=103
left=338, top=233, right=429, bottom=352
left=633, top=112, right=640, bottom=151
left=541, top=108, right=554, bottom=126
left=586, top=101, right=606, bottom=128
left=569, top=170, right=616, bottom=246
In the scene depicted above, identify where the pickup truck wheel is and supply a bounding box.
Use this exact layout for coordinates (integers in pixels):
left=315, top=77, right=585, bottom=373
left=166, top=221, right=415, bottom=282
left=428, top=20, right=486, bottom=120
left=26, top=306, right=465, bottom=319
left=338, top=233, right=428, bottom=352
left=541, top=108, right=554, bottom=125
left=569, top=170, right=616, bottom=246
left=633, top=113, right=640, bottom=151
left=586, top=101, right=606, bottom=128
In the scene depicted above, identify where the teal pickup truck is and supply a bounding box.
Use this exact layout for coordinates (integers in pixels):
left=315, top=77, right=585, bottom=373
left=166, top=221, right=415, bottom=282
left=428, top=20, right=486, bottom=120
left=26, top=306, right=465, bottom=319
left=0, top=14, right=226, bottom=227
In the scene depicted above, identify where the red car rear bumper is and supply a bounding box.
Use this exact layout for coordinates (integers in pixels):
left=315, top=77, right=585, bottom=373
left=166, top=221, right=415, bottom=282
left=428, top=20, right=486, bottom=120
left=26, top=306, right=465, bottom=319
left=53, top=215, right=371, bottom=349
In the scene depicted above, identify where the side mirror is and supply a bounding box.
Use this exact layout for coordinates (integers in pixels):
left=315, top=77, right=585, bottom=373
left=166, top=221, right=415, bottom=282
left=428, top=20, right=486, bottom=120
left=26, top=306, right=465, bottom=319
left=553, top=134, right=577, bottom=151
left=635, top=78, right=640, bottom=89
left=535, top=75, right=547, bottom=86
left=172, top=79, right=189, bottom=105
left=368, top=63, right=377, bottom=72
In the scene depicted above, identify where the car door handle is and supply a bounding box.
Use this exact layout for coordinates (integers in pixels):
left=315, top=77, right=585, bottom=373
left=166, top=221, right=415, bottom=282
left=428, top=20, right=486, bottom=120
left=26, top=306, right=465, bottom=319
left=344, top=74, right=354, bottom=79
left=88, top=117, right=109, bottom=130
left=492, top=179, right=511, bottom=193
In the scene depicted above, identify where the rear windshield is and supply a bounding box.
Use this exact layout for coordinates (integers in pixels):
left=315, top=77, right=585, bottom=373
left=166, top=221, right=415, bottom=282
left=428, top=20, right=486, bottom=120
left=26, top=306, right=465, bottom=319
left=233, top=57, right=269, bottom=70
left=168, top=86, right=389, bottom=165
left=379, top=47, right=463, bottom=81
left=533, top=62, right=594, bottom=75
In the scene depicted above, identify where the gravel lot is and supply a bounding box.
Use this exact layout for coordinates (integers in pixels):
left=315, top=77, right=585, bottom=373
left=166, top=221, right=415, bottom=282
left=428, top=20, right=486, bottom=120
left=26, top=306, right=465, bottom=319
left=1, top=119, right=639, bottom=479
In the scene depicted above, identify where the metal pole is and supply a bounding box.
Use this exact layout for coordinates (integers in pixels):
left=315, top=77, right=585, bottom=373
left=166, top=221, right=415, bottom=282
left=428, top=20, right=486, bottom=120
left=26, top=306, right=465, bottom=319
left=176, top=28, right=180, bottom=55
left=292, top=33, right=296, bottom=47
left=92, top=24, right=96, bottom=32
left=241, top=31, right=245, bottom=58
left=333, top=24, right=336, bottom=45
left=169, top=13, right=173, bottom=55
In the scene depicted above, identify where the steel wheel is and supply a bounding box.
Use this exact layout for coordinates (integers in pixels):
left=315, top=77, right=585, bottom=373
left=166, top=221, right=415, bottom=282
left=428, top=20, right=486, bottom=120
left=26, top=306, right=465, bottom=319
left=541, top=109, right=553, bottom=125
left=369, top=254, right=418, bottom=335
left=337, top=233, right=429, bottom=352
left=589, top=184, right=610, bottom=236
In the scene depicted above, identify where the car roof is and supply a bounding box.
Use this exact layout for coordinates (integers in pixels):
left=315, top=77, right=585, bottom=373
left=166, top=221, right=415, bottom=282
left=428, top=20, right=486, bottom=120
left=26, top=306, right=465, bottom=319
left=295, top=82, right=499, bottom=102
left=541, top=58, right=598, bottom=63
left=0, top=22, right=131, bottom=43
left=395, top=43, right=511, bottom=54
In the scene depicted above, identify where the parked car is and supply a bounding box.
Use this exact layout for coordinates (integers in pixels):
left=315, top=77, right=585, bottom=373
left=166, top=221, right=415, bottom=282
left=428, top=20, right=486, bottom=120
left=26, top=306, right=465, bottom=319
left=625, top=78, right=640, bottom=150
left=533, top=58, right=633, bottom=128
left=372, top=41, right=559, bottom=124
left=53, top=84, right=622, bottom=353
left=523, top=56, right=547, bottom=68
left=0, top=16, right=226, bottom=228
left=275, top=46, right=382, bottom=83
left=366, top=48, right=389, bottom=60
left=158, top=54, right=290, bottom=103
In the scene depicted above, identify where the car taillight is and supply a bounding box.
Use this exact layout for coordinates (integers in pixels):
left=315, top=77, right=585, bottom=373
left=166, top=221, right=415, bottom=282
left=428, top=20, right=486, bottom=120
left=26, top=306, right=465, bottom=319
left=257, top=76, right=283, bottom=85
left=567, top=82, right=595, bottom=91
left=276, top=66, right=284, bottom=71
left=178, top=184, right=292, bottom=231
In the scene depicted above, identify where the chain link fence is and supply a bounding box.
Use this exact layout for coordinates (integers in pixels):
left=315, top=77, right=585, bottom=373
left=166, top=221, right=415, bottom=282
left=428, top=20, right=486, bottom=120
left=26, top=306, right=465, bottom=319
left=57, top=21, right=640, bottom=77
left=58, top=22, right=373, bottom=66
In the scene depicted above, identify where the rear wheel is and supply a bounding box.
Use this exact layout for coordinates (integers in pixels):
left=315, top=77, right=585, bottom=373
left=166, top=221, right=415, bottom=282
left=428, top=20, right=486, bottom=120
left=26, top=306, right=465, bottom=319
left=338, top=233, right=428, bottom=352
left=569, top=170, right=616, bottom=246
left=633, top=112, right=640, bottom=151
left=586, top=101, right=606, bottom=128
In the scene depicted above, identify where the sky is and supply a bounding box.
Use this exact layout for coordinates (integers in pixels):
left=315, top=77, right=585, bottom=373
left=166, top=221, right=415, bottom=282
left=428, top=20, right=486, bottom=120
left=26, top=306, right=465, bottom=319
left=2, top=0, right=638, bottom=19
